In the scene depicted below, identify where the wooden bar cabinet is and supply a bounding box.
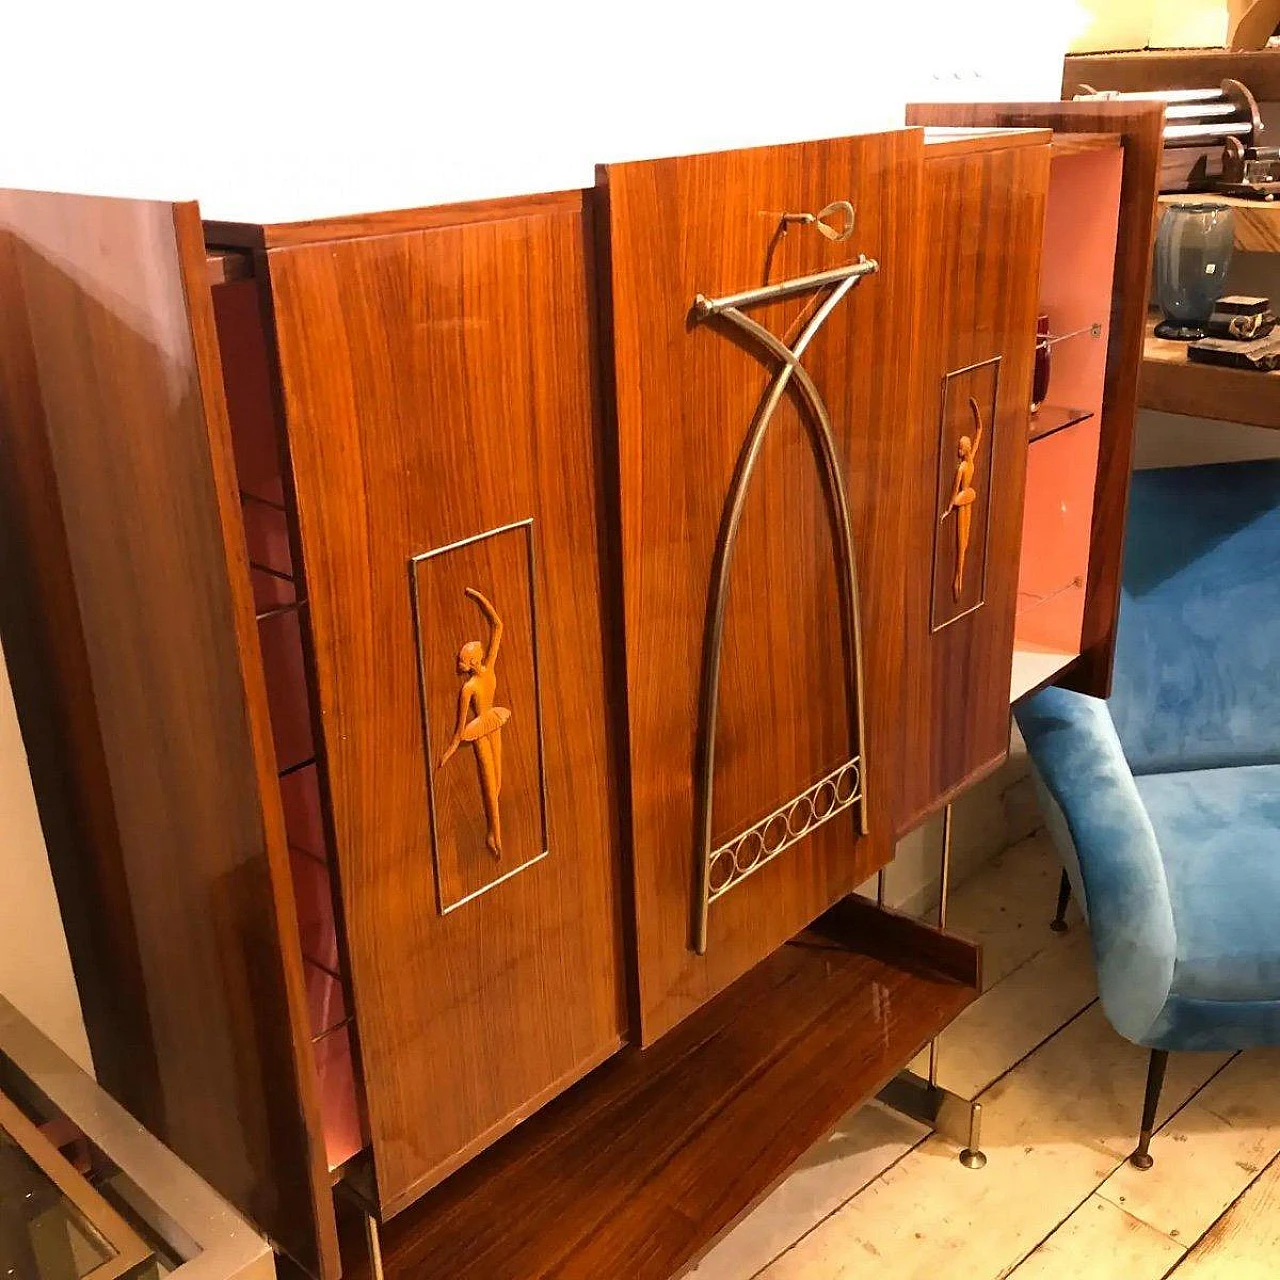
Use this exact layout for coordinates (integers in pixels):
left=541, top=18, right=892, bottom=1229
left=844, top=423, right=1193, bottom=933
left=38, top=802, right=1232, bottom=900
left=0, top=100, right=1160, bottom=1279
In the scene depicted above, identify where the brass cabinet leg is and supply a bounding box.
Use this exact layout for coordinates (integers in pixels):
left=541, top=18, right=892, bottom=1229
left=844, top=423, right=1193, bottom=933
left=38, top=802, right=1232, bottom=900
left=878, top=1070, right=987, bottom=1169
left=959, top=1097, right=987, bottom=1170
left=877, top=805, right=986, bottom=1168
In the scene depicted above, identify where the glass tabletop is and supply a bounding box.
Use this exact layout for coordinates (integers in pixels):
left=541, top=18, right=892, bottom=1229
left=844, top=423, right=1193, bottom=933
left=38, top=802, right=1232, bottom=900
left=0, top=1096, right=152, bottom=1280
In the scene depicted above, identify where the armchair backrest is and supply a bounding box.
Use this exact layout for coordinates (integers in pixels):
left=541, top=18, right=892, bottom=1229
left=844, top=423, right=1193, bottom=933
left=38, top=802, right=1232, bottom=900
left=1109, top=460, right=1280, bottom=775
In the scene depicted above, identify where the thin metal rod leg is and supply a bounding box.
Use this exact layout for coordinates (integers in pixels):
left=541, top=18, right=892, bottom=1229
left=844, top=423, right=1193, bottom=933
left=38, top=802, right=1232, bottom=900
left=364, top=1210, right=385, bottom=1280
left=934, top=804, right=987, bottom=1168
left=1129, top=1048, right=1169, bottom=1171
left=959, top=1098, right=987, bottom=1171
left=1051, top=868, right=1072, bottom=933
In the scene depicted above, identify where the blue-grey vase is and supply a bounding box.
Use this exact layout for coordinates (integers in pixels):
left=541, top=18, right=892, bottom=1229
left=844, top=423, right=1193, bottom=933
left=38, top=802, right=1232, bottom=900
left=1154, top=202, right=1235, bottom=341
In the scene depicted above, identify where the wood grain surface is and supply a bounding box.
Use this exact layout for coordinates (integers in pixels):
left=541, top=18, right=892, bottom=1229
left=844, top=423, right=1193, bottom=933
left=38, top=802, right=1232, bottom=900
left=341, top=908, right=978, bottom=1280
left=263, top=200, right=627, bottom=1215
left=907, top=101, right=1164, bottom=700
left=600, top=131, right=924, bottom=1043
left=895, top=135, right=1050, bottom=835
left=1064, top=48, right=1280, bottom=100
left=0, top=191, right=339, bottom=1277
left=1142, top=311, right=1280, bottom=428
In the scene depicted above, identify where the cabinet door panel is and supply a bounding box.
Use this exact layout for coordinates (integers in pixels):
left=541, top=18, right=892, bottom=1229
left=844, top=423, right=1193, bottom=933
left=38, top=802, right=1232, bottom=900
left=0, top=191, right=338, bottom=1277
left=894, top=140, right=1050, bottom=834
left=907, top=101, right=1164, bottom=698
left=265, top=200, right=626, bottom=1215
left=601, top=131, right=923, bottom=1042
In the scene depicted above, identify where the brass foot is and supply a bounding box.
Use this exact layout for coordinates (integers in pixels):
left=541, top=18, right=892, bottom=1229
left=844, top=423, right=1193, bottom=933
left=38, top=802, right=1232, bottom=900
left=878, top=1071, right=987, bottom=1171
left=1049, top=918, right=1069, bottom=934
left=1129, top=1151, right=1154, bottom=1171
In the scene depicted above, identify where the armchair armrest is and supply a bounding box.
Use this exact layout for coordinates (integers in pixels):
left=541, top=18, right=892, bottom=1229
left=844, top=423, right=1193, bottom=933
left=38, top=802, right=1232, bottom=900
left=1015, top=686, right=1176, bottom=1045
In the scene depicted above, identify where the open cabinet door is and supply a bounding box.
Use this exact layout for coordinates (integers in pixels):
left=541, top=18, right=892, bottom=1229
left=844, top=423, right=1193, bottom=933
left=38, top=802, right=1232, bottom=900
left=905, top=101, right=1164, bottom=699
left=0, top=191, right=340, bottom=1278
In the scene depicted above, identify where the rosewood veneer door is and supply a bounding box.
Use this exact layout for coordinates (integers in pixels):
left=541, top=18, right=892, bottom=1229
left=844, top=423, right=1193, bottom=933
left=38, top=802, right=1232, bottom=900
left=893, top=134, right=1050, bottom=836
left=262, top=196, right=626, bottom=1216
left=0, top=192, right=339, bottom=1278
left=907, top=102, right=1163, bottom=698
left=600, top=131, right=924, bottom=1043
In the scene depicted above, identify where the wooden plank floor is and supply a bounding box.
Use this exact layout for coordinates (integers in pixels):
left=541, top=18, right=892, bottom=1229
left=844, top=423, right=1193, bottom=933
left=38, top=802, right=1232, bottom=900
left=690, top=830, right=1280, bottom=1280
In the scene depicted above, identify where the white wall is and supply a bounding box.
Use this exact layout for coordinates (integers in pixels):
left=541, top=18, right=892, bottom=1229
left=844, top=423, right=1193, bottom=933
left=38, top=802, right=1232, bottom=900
left=0, top=1, right=1086, bottom=1063
left=1, top=0, right=1084, bottom=221
left=0, top=646, right=93, bottom=1070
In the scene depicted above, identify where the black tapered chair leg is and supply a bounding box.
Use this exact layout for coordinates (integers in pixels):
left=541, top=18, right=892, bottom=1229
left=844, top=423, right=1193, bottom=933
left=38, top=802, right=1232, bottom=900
left=1129, top=1048, right=1169, bottom=1170
left=1051, top=868, right=1071, bottom=933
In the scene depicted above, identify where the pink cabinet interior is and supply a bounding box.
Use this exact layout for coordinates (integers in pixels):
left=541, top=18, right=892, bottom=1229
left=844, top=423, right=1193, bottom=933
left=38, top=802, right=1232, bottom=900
left=1014, top=144, right=1123, bottom=700
left=214, top=280, right=366, bottom=1173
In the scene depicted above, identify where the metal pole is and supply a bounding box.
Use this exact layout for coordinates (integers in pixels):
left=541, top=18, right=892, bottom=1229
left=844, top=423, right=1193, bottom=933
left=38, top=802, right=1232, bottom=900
left=927, top=804, right=953, bottom=1088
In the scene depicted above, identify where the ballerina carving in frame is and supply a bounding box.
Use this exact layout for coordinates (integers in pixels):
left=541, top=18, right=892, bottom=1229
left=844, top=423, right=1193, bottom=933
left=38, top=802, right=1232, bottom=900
left=941, top=396, right=986, bottom=601
left=438, top=587, right=511, bottom=859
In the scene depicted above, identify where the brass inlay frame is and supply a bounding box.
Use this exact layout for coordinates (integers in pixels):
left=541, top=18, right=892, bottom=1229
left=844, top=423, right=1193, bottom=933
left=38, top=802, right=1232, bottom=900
left=929, top=355, right=1002, bottom=635
left=409, top=518, right=550, bottom=916
left=691, top=255, right=877, bottom=955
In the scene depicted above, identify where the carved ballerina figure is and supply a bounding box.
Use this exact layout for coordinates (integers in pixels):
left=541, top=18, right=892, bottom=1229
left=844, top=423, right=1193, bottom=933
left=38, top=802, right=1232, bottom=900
left=437, top=588, right=510, bottom=859
left=941, top=396, right=985, bottom=601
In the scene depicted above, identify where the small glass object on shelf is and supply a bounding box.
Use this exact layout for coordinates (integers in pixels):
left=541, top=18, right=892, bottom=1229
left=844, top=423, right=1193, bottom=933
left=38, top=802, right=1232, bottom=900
left=1153, top=202, right=1235, bottom=341
left=1028, top=317, right=1103, bottom=423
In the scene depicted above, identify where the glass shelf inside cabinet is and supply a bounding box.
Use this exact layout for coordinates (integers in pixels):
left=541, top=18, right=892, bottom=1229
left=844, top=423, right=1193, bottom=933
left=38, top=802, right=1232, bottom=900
left=0, top=1094, right=154, bottom=1280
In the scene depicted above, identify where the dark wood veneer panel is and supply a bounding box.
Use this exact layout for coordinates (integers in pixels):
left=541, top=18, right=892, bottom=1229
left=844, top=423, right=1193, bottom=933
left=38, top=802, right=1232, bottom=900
left=342, top=910, right=978, bottom=1280
left=263, top=201, right=627, bottom=1215
left=0, top=191, right=338, bottom=1277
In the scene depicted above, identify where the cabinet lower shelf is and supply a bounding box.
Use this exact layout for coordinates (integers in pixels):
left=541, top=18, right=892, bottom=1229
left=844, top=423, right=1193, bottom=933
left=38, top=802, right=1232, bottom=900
left=345, top=899, right=978, bottom=1279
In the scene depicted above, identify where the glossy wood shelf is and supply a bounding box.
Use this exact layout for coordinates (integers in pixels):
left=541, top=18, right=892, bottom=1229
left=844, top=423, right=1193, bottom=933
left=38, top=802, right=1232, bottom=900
left=1141, top=313, right=1280, bottom=429
left=344, top=901, right=979, bottom=1280
left=1029, top=404, right=1093, bottom=443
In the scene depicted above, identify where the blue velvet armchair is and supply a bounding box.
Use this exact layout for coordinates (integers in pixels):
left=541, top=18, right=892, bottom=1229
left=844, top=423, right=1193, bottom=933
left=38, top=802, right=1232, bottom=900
left=1015, top=460, right=1280, bottom=1169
